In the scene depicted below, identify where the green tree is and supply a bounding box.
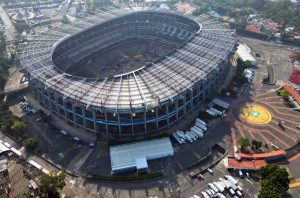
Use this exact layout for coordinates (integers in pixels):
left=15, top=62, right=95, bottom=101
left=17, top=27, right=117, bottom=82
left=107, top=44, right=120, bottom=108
left=40, top=172, right=66, bottom=195
left=238, top=137, right=250, bottom=151
left=23, top=138, right=38, bottom=150
left=259, top=179, right=282, bottom=198
left=252, top=139, right=263, bottom=150
left=11, top=120, right=27, bottom=132
left=260, top=164, right=290, bottom=191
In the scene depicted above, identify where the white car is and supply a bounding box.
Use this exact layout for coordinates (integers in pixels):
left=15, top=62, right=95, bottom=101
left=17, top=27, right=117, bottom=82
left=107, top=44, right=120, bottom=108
left=197, top=174, right=204, bottom=180
left=239, top=170, right=244, bottom=178
left=207, top=168, right=213, bottom=174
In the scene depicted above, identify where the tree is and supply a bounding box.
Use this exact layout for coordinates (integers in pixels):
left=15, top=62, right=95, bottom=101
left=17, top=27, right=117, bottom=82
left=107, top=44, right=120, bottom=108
left=40, top=172, right=66, bottom=195
left=198, top=111, right=212, bottom=121
left=252, top=139, right=263, bottom=150
left=238, top=137, right=250, bottom=151
left=23, top=138, right=38, bottom=150
left=11, top=120, right=27, bottom=132
left=259, top=164, right=290, bottom=197
left=259, top=180, right=282, bottom=198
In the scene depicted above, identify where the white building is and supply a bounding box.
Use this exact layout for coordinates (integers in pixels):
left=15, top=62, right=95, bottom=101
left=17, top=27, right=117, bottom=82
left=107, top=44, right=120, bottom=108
left=110, top=138, right=174, bottom=174
left=236, top=43, right=257, bottom=66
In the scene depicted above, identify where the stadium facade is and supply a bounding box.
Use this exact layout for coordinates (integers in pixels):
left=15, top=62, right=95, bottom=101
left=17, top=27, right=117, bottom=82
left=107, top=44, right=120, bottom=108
left=16, top=7, right=238, bottom=137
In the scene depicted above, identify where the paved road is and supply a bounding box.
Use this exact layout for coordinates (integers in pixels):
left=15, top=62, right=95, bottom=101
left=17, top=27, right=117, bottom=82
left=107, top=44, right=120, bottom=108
left=0, top=5, right=17, bottom=42
left=52, top=0, right=71, bottom=21
left=0, top=130, right=58, bottom=173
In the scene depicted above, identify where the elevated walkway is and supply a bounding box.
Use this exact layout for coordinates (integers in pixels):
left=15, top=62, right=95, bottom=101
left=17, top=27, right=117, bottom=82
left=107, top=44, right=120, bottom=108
left=236, top=150, right=286, bottom=161
left=282, top=84, right=300, bottom=105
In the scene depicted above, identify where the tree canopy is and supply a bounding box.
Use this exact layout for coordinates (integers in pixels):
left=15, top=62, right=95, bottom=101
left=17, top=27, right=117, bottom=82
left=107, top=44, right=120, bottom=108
left=238, top=137, right=250, bottom=151
left=259, top=164, right=290, bottom=198
left=252, top=139, right=263, bottom=150
left=194, top=0, right=300, bottom=32
left=11, top=120, right=27, bottom=132
left=39, top=172, right=66, bottom=195
left=23, top=138, right=38, bottom=150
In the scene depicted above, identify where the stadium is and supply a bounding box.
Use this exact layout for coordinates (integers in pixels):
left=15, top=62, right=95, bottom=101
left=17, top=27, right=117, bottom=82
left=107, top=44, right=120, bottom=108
left=16, top=7, right=238, bottom=137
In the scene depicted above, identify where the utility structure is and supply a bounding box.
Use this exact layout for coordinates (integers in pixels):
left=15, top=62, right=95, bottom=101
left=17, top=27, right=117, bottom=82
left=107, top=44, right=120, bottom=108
left=263, top=58, right=276, bottom=85
left=16, top=7, right=238, bottom=137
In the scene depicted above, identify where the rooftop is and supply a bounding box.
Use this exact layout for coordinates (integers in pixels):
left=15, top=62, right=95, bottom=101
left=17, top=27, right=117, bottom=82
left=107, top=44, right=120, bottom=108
left=283, top=83, right=300, bottom=104
left=110, top=137, right=174, bottom=173
left=236, top=43, right=256, bottom=64
left=227, top=157, right=266, bottom=170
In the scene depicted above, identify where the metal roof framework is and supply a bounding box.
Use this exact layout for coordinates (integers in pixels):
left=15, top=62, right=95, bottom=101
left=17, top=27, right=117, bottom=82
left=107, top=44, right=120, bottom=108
left=16, top=7, right=238, bottom=112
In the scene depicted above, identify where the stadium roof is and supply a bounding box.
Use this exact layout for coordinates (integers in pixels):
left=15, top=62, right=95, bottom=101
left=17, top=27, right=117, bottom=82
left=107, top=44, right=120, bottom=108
left=110, top=138, right=174, bottom=173
left=16, top=7, right=238, bottom=111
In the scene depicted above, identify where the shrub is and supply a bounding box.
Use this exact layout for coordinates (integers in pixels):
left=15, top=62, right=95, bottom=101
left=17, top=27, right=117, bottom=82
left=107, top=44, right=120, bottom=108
left=23, top=138, right=38, bottom=150
left=11, top=120, right=27, bottom=132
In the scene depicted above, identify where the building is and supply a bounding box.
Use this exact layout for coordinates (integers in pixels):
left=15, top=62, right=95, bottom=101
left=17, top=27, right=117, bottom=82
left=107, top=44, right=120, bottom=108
left=227, top=157, right=266, bottom=170
left=16, top=8, right=238, bottom=137
left=110, top=138, right=174, bottom=173
left=212, top=98, right=230, bottom=110
left=235, top=43, right=256, bottom=66
left=289, top=70, right=300, bottom=86
left=246, top=25, right=259, bottom=33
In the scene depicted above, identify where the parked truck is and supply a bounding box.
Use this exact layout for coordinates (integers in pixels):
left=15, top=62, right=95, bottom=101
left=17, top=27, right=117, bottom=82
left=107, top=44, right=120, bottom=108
left=176, top=130, right=186, bottom=140
left=195, top=122, right=207, bottom=131
left=185, top=133, right=193, bottom=142
left=189, top=130, right=199, bottom=139
left=191, top=127, right=203, bottom=138
left=196, top=118, right=206, bottom=126
left=172, top=132, right=185, bottom=144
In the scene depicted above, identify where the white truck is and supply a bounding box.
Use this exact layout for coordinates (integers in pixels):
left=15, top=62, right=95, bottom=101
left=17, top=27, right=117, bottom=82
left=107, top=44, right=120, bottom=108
left=189, top=129, right=199, bottom=139
left=185, top=133, right=193, bottom=142
left=195, top=122, right=207, bottom=131
left=208, top=183, right=219, bottom=193
left=229, top=188, right=235, bottom=196
left=187, top=131, right=197, bottom=140
left=196, top=118, right=206, bottom=126
left=172, top=132, right=185, bottom=144
left=216, top=193, right=226, bottom=198
left=191, top=127, right=201, bottom=136
left=201, top=191, right=210, bottom=198
left=213, top=182, right=225, bottom=193
left=226, top=175, right=238, bottom=185
left=191, top=127, right=203, bottom=138
left=236, top=190, right=243, bottom=197
left=176, top=130, right=186, bottom=140
left=206, top=109, right=216, bottom=116
left=193, top=125, right=204, bottom=133
left=209, top=107, right=224, bottom=116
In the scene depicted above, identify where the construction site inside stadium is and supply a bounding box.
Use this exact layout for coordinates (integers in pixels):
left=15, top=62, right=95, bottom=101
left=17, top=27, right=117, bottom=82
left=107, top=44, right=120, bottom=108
left=16, top=8, right=238, bottom=137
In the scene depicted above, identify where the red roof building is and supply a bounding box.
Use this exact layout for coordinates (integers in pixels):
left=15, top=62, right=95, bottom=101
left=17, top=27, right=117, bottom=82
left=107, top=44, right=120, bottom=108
left=246, top=25, right=260, bottom=33
left=289, top=70, right=300, bottom=85
left=282, top=84, right=300, bottom=105
left=227, top=157, right=267, bottom=170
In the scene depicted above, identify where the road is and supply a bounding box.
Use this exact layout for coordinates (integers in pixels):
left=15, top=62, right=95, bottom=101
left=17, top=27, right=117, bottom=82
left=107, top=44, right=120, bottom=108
left=52, top=0, right=71, bottom=21
left=0, top=5, right=17, bottom=42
